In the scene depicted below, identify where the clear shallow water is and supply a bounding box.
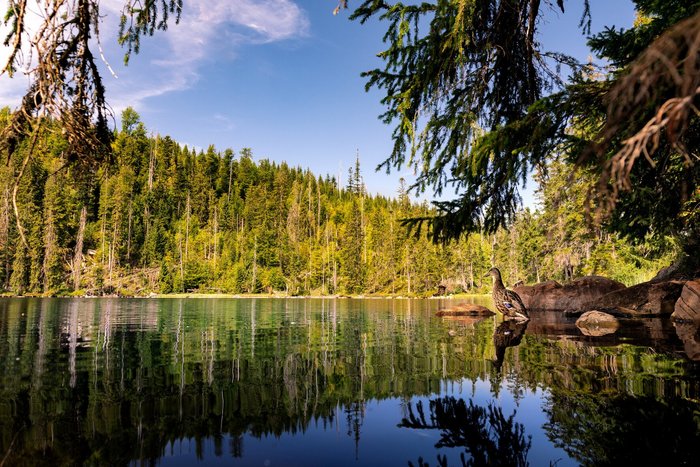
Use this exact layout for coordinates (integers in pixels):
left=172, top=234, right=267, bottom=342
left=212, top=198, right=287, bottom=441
left=0, top=297, right=699, bottom=466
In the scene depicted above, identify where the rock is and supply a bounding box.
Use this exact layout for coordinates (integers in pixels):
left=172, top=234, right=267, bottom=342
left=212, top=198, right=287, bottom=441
left=592, top=280, right=685, bottom=316
left=564, top=307, right=632, bottom=318
left=671, top=280, right=700, bottom=325
left=652, top=253, right=700, bottom=281
left=673, top=321, right=700, bottom=361
left=436, top=303, right=495, bottom=317
left=575, top=310, right=619, bottom=336
left=651, top=261, right=682, bottom=282
left=513, top=276, right=626, bottom=311
left=512, top=280, right=560, bottom=309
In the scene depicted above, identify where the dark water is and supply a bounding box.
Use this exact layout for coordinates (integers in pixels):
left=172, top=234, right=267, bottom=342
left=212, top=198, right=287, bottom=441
left=1, top=298, right=699, bottom=466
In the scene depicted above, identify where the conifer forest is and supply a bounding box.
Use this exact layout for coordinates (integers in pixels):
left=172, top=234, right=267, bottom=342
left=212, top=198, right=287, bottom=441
left=0, top=107, right=678, bottom=297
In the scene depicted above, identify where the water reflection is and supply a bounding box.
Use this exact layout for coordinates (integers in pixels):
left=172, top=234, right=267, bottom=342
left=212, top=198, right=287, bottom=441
left=0, top=298, right=698, bottom=466
left=544, top=393, right=700, bottom=466
left=493, top=320, right=528, bottom=372
left=400, top=397, right=531, bottom=467
left=674, top=321, right=700, bottom=361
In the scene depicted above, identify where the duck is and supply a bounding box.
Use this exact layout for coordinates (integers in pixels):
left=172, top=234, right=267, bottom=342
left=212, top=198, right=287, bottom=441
left=484, top=267, right=529, bottom=320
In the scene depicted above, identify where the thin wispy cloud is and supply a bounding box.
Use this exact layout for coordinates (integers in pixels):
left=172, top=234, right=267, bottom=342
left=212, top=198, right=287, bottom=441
left=0, top=0, right=310, bottom=110
left=212, top=113, right=237, bottom=132
left=0, top=0, right=49, bottom=106
left=100, top=0, right=310, bottom=112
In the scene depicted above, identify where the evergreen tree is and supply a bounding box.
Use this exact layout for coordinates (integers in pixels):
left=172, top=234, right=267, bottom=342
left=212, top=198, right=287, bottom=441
left=0, top=107, right=679, bottom=295
left=340, top=156, right=366, bottom=294
left=346, top=0, right=700, bottom=266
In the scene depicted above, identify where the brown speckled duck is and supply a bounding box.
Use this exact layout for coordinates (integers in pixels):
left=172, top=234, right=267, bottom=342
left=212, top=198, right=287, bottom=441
left=485, top=267, right=529, bottom=320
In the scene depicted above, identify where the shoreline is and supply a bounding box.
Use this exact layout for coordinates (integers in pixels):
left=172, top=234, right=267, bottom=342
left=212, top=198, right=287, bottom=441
left=0, top=292, right=491, bottom=300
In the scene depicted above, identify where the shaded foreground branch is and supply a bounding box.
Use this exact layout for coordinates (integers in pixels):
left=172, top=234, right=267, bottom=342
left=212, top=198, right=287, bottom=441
left=584, top=9, right=700, bottom=222
left=10, top=122, right=41, bottom=250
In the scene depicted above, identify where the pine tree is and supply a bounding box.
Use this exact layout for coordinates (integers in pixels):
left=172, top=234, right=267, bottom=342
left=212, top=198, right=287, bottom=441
left=340, top=156, right=366, bottom=294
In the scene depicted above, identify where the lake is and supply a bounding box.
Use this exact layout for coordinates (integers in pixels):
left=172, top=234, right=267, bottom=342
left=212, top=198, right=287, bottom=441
left=1, top=297, right=699, bottom=466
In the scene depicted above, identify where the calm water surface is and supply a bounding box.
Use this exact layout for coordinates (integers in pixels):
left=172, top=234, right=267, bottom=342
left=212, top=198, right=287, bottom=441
left=1, top=297, right=699, bottom=466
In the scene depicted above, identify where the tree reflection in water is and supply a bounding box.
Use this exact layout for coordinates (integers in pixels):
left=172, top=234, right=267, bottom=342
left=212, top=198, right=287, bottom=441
left=2, top=298, right=699, bottom=465
left=545, top=392, right=700, bottom=466
left=399, top=397, right=531, bottom=466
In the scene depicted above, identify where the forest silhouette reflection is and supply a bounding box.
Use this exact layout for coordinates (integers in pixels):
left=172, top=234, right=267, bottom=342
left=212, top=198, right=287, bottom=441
left=400, top=397, right=531, bottom=467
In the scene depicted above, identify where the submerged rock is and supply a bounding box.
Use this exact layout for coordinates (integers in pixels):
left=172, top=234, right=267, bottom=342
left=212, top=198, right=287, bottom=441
left=513, top=276, right=626, bottom=311
left=575, top=310, right=620, bottom=336
left=435, top=303, right=495, bottom=317
left=671, top=280, right=700, bottom=325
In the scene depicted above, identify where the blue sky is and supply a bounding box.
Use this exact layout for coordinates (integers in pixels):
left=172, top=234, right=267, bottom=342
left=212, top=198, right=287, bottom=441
left=0, top=0, right=635, bottom=203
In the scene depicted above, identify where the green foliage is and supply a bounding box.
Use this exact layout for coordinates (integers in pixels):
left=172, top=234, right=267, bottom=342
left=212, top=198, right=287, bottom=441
left=158, top=261, right=173, bottom=293
left=0, top=107, right=679, bottom=295
left=350, top=0, right=583, bottom=239
left=340, top=198, right=365, bottom=294
left=351, top=0, right=699, bottom=257
left=118, top=0, right=184, bottom=65
left=0, top=109, right=463, bottom=295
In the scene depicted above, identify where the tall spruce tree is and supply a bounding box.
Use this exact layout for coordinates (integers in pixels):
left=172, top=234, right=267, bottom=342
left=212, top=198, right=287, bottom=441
left=341, top=156, right=366, bottom=294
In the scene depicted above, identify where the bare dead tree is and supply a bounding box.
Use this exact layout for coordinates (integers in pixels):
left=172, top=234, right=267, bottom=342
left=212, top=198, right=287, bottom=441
left=2, top=1, right=111, bottom=161
left=2, top=0, right=182, bottom=159
left=1, top=0, right=182, bottom=247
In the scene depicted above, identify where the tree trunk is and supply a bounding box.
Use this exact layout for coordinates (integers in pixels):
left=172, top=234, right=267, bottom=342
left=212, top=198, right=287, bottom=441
left=43, top=215, right=56, bottom=293
left=227, top=158, right=233, bottom=203
left=0, top=186, right=10, bottom=288
left=72, top=206, right=87, bottom=290
left=185, top=193, right=190, bottom=262
left=101, top=213, right=106, bottom=266
left=213, top=207, right=218, bottom=271
left=333, top=259, right=337, bottom=293
left=178, top=235, right=185, bottom=292
left=148, top=135, right=156, bottom=191
left=11, top=124, right=41, bottom=250
left=251, top=237, right=257, bottom=293
left=405, top=245, right=411, bottom=295
left=127, top=200, right=133, bottom=262
left=469, top=261, right=474, bottom=290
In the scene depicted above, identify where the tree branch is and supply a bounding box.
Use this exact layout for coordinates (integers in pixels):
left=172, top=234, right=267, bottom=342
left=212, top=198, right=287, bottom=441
left=11, top=122, right=41, bottom=250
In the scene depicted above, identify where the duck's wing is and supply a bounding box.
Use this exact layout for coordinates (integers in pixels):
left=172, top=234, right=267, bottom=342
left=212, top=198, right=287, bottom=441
left=504, top=289, right=528, bottom=316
